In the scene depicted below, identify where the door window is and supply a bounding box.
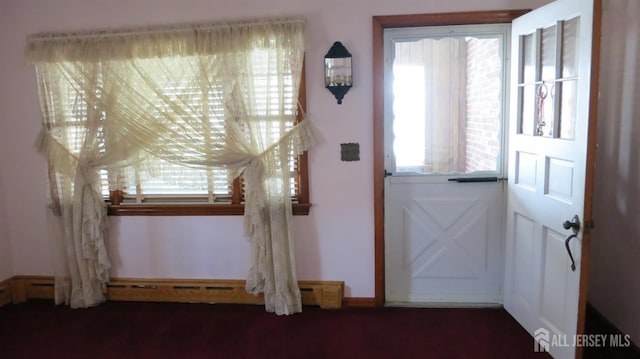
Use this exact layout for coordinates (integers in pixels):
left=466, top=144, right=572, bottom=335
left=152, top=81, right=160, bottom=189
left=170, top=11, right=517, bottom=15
left=385, top=25, right=510, bottom=175
left=517, top=18, right=580, bottom=139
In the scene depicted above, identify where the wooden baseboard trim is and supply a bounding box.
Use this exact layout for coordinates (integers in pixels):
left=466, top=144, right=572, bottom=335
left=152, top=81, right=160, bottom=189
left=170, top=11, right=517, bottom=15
left=587, top=302, right=640, bottom=354
left=12, top=276, right=50, bottom=302
left=343, top=297, right=377, bottom=308
left=0, top=278, right=12, bottom=308
left=6, top=276, right=344, bottom=309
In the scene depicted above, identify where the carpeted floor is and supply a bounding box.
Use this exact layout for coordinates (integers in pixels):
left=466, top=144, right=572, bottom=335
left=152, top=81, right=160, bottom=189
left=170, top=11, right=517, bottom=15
left=0, top=300, right=636, bottom=358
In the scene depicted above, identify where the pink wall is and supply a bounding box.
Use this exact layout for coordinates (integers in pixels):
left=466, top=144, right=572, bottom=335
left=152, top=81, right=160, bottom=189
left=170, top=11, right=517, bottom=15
left=589, top=0, right=640, bottom=343
left=0, top=0, right=551, bottom=297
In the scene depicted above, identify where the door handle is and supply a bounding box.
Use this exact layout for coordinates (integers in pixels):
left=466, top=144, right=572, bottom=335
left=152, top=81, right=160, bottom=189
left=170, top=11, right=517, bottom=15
left=564, top=234, right=577, bottom=271
left=563, top=215, right=580, bottom=233
left=447, top=176, right=499, bottom=183
left=562, top=215, right=580, bottom=272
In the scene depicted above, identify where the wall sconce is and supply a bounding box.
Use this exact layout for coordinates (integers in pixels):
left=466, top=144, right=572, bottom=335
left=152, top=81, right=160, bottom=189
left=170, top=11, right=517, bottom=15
left=324, top=41, right=352, bottom=104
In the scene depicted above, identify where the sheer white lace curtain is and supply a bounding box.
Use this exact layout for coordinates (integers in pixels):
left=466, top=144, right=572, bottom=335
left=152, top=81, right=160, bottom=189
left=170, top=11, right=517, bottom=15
left=393, top=38, right=467, bottom=174
left=26, top=17, right=314, bottom=315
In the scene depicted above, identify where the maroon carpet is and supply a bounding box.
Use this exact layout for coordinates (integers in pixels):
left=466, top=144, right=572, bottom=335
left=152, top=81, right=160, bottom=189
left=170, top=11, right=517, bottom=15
left=0, top=300, right=558, bottom=358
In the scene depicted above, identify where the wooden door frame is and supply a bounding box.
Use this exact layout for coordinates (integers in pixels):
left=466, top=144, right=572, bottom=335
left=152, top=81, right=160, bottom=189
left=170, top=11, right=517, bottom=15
left=577, top=1, right=603, bottom=358
left=372, top=10, right=530, bottom=307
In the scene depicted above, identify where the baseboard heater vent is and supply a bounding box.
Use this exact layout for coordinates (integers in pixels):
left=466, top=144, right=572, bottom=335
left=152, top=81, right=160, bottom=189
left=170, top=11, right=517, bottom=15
left=7, top=276, right=344, bottom=309
left=0, top=280, right=11, bottom=308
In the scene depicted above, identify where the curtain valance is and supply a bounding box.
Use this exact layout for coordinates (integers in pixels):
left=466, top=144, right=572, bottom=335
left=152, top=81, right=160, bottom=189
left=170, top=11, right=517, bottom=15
left=26, top=17, right=307, bottom=62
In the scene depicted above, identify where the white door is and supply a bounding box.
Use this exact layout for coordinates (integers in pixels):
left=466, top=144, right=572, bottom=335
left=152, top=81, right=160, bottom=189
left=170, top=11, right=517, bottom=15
left=384, top=25, right=510, bottom=305
left=504, top=0, right=598, bottom=358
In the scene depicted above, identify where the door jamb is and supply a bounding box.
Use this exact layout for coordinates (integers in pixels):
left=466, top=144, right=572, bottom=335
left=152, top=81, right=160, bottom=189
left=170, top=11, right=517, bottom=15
left=372, top=10, right=530, bottom=307
left=576, top=1, right=603, bottom=357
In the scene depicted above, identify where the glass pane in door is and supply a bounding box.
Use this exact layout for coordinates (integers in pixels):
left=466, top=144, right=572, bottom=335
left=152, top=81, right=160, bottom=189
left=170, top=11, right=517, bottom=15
left=559, top=17, right=580, bottom=139
left=562, top=17, right=580, bottom=78
left=519, top=33, right=536, bottom=136
left=560, top=79, right=578, bottom=139
left=392, top=35, right=504, bottom=175
left=538, top=25, right=557, bottom=137
left=518, top=18, right=580, bottom=140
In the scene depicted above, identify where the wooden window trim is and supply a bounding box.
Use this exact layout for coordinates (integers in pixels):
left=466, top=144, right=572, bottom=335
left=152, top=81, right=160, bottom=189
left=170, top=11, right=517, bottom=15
left=107, top=61, right=310, bottom=216
left=107, top=203, right=311, bottom=216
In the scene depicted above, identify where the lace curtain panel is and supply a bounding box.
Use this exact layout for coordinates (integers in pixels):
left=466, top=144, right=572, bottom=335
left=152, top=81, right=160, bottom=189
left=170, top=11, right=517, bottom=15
left=26, top=17, right=313, bottom=315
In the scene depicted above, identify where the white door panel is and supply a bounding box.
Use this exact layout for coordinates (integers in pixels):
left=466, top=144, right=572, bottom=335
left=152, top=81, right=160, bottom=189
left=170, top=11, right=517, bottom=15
left=385, top=178, right=504, bottom=304
left=504, top=0, right=598, bottom=358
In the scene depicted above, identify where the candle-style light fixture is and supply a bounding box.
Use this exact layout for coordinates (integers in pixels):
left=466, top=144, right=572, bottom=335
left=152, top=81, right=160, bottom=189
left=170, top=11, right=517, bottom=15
left=324, top=41, right=352, bottom=104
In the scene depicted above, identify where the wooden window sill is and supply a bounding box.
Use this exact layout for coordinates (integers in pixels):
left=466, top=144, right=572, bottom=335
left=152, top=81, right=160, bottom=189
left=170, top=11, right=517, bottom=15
left=107, top=203, right=311, bottom=216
